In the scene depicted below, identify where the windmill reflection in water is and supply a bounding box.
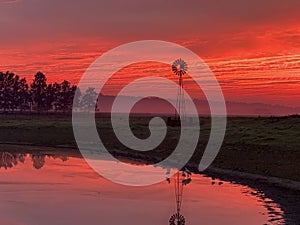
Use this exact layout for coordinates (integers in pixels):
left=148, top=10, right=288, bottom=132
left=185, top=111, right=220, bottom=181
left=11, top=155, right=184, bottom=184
left=166, top=167, right=192, bottom=225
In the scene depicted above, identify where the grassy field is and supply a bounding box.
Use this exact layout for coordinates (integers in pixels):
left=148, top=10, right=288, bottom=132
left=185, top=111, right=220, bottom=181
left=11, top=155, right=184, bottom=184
left=0, top=114, right=299, bottom=181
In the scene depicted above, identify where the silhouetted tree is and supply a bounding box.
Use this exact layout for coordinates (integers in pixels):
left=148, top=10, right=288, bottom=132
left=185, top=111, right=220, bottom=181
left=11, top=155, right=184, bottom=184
left=44, top=83, right=55, bottom=111
left=80, top=87, right=98, bottom=112
left=0, top=70, right=80, bottom=113
left=72, top=87, right=81, bottom=111
left=17, top=77, right=30, bottom=112
left=0, top=72, right=31, bottom=112
left=53, top=80, right=76, bottom=113
left=52, top=155, right=68, bottom=162
left=10, top=74, right=20, bottom=112
left=31, top=72, right=47, bottom=112
left=11, top=75, right=31, bottom=112
left=0, top=152, right=26, bottom=169
left=0, top=72, right=15, bottom=112
left=18, top=153, right=26, bottom=163
left=31, top=154, right=46, bottom=169
left=64, top=81, right=77, bottom=113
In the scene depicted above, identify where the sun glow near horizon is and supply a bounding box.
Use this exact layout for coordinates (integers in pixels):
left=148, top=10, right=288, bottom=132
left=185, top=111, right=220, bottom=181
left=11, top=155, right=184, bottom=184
left=0, top=0, right=300, bottom=108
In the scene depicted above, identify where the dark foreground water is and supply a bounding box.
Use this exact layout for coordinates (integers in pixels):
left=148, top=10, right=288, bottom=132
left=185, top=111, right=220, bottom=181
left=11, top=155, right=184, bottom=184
left=0, top=149, right=289, bottom=225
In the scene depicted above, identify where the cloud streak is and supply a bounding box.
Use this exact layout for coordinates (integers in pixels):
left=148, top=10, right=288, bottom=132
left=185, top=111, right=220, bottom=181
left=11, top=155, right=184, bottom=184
left=0, top=0, right=21, bottom=4
left=0, top=0, right=300, bottom=107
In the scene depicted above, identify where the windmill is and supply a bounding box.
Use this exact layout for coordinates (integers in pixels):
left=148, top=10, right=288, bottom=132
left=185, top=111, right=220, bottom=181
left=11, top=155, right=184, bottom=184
left=168, top=58, right=188, bottom=126
left=168, top=169, right=192, bottom=225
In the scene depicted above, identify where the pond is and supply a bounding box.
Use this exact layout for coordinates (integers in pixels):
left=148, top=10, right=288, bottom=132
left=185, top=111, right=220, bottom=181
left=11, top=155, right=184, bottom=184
left=0, top=148, right=288, bottom=225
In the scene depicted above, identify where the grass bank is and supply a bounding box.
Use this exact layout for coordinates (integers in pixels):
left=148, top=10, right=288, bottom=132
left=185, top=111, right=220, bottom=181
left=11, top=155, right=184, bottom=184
left=0, top=114, right=299, bottom=181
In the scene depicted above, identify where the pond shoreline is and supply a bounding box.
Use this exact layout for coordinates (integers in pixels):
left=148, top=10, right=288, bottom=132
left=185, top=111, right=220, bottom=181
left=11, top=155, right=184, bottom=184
left=1, top=142, right=299, bottom=190
left=204, top=168, right=300, bottom=225
left=1, top=115, right=299, bottom=182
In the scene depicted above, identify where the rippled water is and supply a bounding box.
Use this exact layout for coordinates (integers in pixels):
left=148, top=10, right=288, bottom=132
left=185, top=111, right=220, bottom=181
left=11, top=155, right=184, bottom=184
left=0, top=149, right=286, bottom=225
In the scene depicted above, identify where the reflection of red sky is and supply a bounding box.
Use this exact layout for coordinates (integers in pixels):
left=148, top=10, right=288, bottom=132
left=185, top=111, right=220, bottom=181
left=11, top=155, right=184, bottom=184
left=0, top=25, right=300, bottom=108
left=0, top=155, right=277, bottom=224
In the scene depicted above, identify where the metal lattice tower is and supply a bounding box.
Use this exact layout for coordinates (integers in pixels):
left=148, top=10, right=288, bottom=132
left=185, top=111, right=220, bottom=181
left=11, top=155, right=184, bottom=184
left=174, top=172, right=183, bottom=214
left=168, top=169, right=192, bottom=225
left=172, top=58, right=188, bottom=120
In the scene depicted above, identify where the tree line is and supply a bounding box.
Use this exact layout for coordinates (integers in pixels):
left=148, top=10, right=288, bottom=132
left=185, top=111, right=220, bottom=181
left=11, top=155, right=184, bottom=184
left=0, top=71, right=98, bottom=113
left=0, top=151, right=68, bottom=170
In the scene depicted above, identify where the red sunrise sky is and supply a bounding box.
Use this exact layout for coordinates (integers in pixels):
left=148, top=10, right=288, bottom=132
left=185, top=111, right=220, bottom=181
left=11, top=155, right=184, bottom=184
left=0, top=0, right=299, bottom=107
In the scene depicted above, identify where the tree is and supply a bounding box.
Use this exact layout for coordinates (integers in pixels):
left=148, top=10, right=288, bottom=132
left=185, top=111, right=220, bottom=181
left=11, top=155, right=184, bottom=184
left=0, top=152, right=19, bottom=169
left=10, top=74, right=20, bottom=112
left=17, top=77, right=30, bottom=112
left=0, top=70, right=78, bottom=113
left=31, top=72, right=47, bottom=112
left=10, top=76, right=31, bottom=112
left=58, top=80, right=75, bottom=113
left=0, top=72, right=18, bottom=112
left=44, top=83, right=57, bottom=112
left=73, top=87, right=81, bottom=110
left=80, top=87, right=98, bottom=112
left=51, top=81, right=77, bottom=113
left=31, top=154, right=46, bottom=169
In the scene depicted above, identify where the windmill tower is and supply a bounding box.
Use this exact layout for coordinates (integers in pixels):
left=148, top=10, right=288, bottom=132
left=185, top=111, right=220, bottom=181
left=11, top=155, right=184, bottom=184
left=168, top=59, right=188, bottom=126
left=168, top=169, right=192, bottom=225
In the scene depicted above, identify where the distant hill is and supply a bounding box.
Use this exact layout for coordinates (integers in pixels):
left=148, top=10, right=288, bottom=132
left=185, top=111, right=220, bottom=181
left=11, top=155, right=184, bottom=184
left=97, top=94, right=300, bottom=116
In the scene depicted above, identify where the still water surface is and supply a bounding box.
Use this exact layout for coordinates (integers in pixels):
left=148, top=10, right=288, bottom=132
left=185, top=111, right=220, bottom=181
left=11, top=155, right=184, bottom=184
left=0, top=150, right=285, bottom=225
